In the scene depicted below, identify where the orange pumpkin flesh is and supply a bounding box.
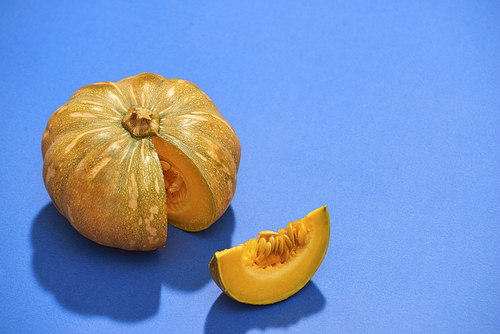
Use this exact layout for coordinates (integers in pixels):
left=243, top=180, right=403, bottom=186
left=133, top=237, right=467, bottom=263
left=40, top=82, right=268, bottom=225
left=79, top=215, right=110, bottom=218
left=42, top=73, right=240, bottom=250
left=152, top=136, right=214, bottom=231
left=209, top=206, right=330, bottom=305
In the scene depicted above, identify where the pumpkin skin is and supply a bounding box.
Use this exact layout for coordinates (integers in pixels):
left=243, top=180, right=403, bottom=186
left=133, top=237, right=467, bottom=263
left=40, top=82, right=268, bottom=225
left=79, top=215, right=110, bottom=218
left=42, top=72, right=241, bottom=251
left=209, top=206, right=330, bottom=305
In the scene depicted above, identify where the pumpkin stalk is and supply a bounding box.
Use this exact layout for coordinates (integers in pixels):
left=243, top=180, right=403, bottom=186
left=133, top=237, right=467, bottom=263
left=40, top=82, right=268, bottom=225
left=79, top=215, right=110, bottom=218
left=121, top=106, right=160, bottom=138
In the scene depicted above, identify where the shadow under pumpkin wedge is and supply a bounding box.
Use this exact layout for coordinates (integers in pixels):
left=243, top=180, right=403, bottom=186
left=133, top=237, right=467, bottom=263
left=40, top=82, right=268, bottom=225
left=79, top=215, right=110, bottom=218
left=42, top=72, right=241, bottom=251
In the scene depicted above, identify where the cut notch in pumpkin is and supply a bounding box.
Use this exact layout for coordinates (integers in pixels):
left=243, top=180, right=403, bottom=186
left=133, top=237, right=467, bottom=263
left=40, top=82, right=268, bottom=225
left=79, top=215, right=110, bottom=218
left=152, top=136, right=215, bottom=232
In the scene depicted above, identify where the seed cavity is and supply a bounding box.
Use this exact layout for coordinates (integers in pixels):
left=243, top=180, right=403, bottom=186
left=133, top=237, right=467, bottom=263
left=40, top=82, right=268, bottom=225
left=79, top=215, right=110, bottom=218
left=160, top=159, right=187, bottom=211
left=168, top=175, right=184, bottom=193
left=253, top=222, right=308, bottom=267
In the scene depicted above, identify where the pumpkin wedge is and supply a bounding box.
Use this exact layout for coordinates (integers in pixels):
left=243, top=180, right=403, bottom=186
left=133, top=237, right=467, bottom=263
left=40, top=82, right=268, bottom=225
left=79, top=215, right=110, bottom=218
left=209, top=206, right=330, bottom=305
left=42, top=73, right=240, bottom=250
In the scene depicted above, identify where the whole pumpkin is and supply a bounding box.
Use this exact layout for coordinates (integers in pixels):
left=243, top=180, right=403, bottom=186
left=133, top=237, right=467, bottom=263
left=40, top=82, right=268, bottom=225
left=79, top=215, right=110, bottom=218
left=42, top=72, right=241, bottom=251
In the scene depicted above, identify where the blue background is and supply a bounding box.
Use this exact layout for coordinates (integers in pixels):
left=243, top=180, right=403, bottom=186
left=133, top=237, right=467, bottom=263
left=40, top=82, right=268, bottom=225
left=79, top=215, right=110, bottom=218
left=1, top=0, right=499, bottom=333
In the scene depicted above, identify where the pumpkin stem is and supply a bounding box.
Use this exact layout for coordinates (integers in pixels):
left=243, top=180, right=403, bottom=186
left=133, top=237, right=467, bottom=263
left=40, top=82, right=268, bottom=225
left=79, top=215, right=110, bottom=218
left=121, top=106, right=160, bottom=138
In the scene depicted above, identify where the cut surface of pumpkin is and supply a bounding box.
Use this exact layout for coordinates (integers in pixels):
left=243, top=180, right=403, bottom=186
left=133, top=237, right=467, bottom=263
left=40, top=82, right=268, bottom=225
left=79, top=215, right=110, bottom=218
left=209, top=206, right=330, bottom=305
left=151, top=136, right=215, bottom=231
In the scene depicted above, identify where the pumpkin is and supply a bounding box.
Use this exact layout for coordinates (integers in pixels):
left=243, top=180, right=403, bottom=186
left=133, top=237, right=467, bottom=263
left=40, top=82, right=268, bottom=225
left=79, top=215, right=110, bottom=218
left=209, top=206, right=330, bottom=304
left=42, top=72, right=241, bottom=251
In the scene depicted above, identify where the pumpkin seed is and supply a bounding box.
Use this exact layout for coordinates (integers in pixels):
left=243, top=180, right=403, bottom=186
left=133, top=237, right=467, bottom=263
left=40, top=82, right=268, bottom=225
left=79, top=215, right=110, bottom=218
left=277, top=236, right=284, bottom=255
left=258, top=230, right=279, bottom=238
left=286, top=223, right=295, bottom=246
left=268, top=236, right=276, bottom=254
left=298, top=227, right=306, bottom=246
left=159, top=160, right=171, bottom=171
left=264, top=242, right=272, bottom=258
left=258, top=237, right=266, bottom=255
left=283, top=234, right=293, bottom=251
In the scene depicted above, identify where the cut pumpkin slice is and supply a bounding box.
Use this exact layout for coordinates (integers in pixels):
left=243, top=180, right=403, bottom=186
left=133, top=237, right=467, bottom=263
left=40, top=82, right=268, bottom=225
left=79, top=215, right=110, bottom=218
left=209, top=206, right=330, bottom=305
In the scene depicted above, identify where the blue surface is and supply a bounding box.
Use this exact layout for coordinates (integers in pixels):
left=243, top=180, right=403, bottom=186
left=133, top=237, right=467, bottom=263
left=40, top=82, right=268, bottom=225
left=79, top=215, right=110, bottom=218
left=1, top=0, right=499, bottom=333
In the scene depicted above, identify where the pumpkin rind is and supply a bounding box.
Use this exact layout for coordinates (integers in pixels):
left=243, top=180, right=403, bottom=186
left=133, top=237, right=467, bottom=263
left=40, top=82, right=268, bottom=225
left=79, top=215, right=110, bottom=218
left=209, top=206, right=330, bottom=304
left=42, top=73, right=240, bottom=250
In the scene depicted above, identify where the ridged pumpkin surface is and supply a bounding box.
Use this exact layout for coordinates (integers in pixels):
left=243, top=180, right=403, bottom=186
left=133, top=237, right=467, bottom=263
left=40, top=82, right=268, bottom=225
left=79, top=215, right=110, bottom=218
left=42, top=72, right=240, bottom=250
